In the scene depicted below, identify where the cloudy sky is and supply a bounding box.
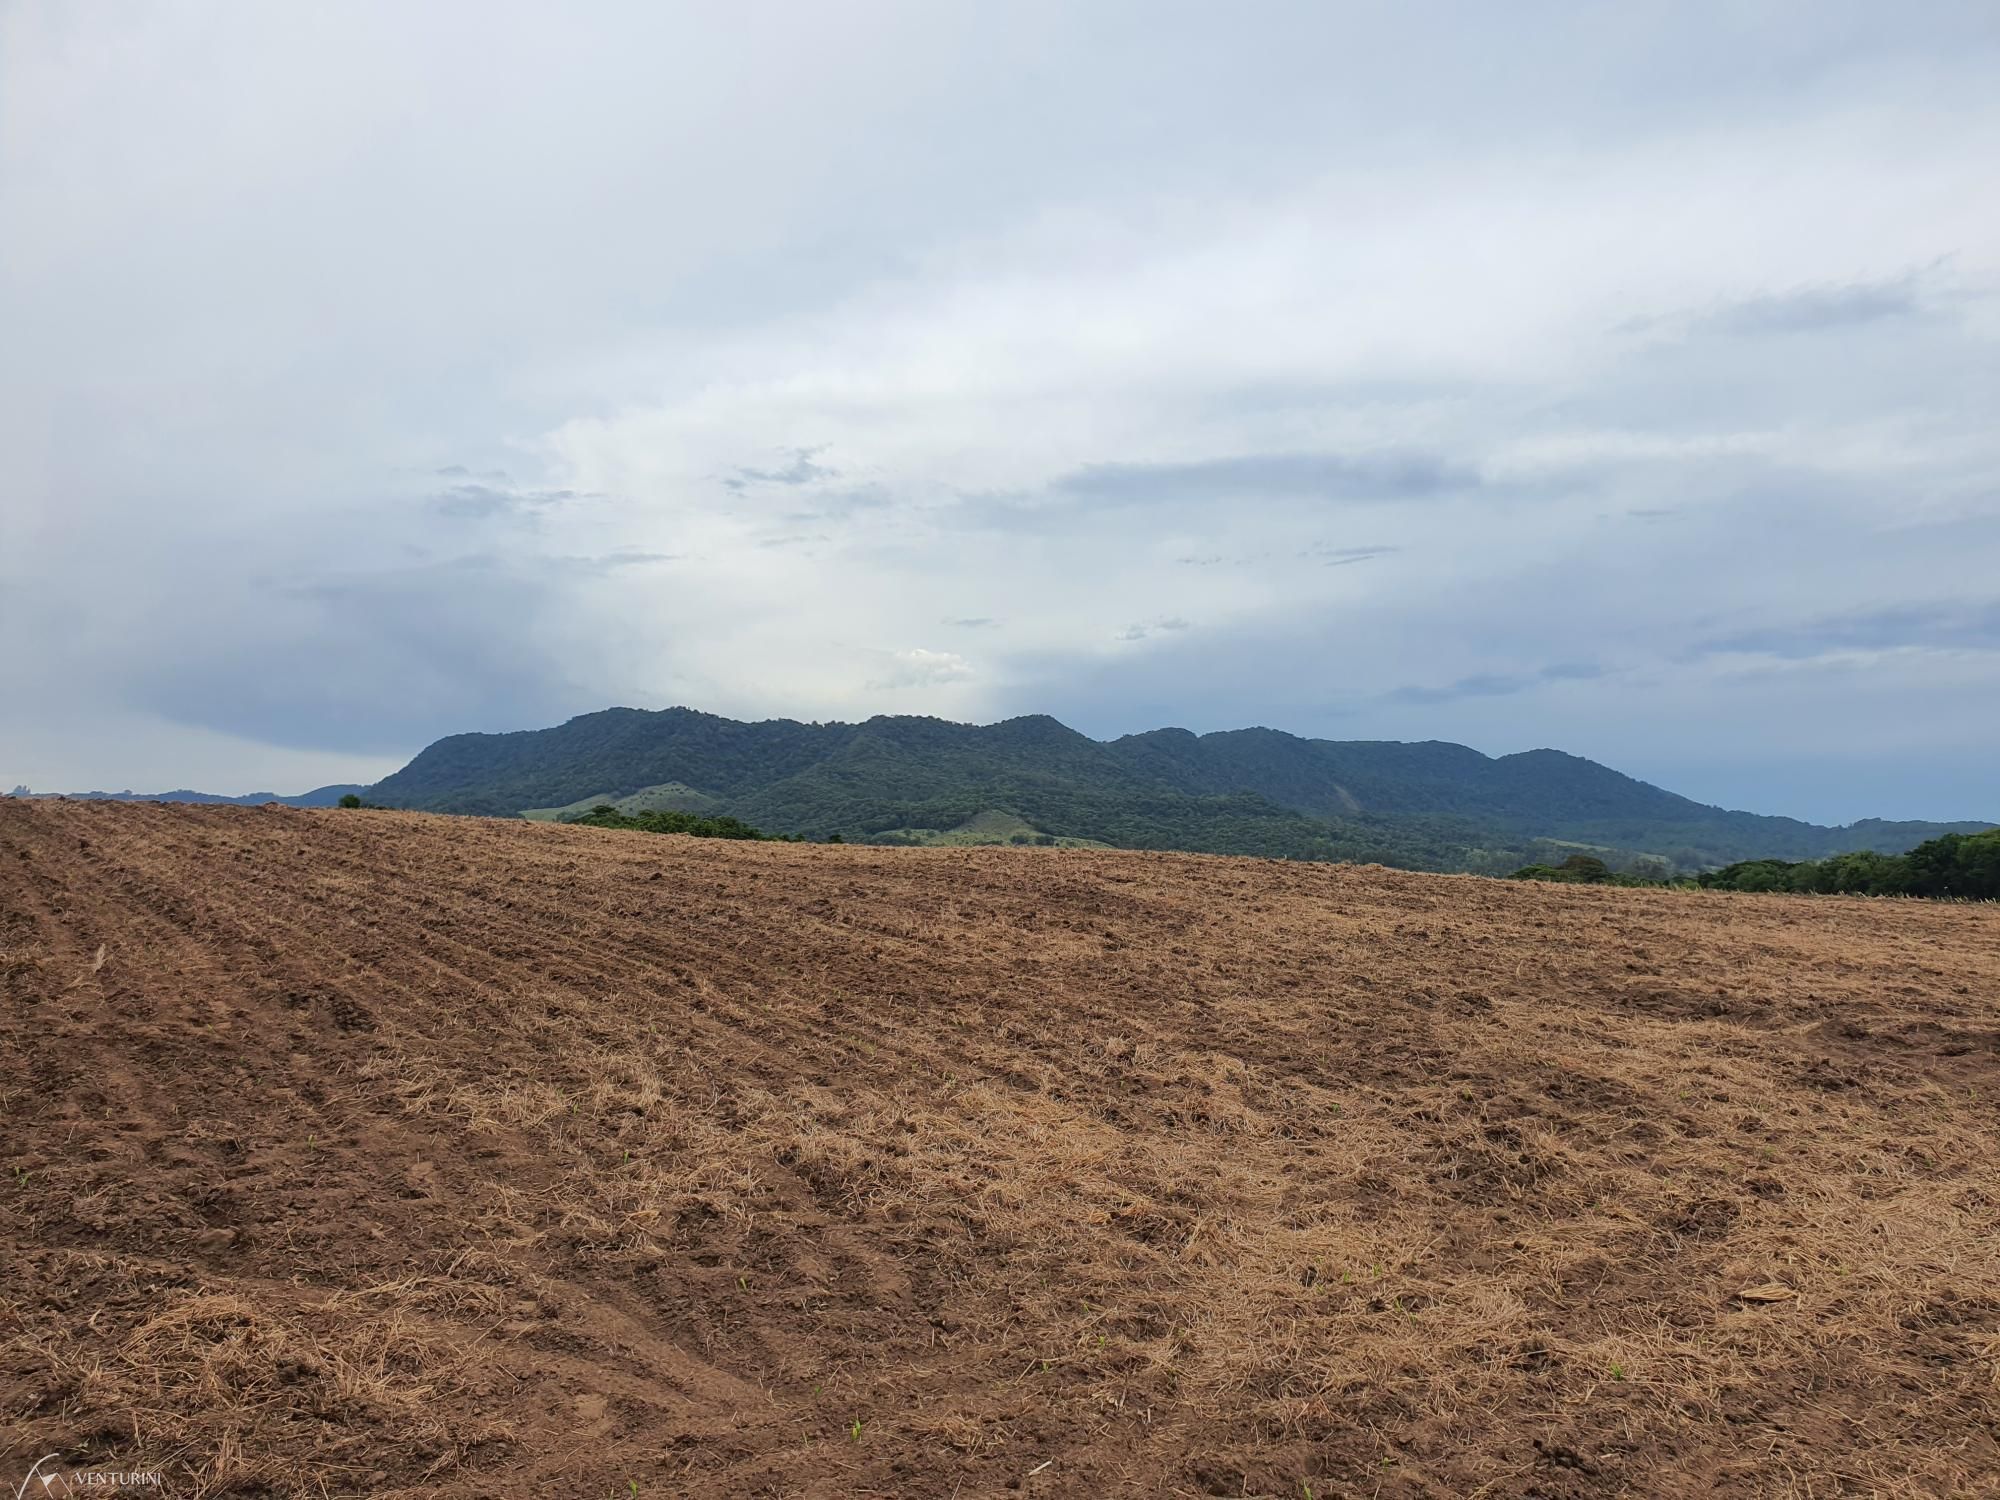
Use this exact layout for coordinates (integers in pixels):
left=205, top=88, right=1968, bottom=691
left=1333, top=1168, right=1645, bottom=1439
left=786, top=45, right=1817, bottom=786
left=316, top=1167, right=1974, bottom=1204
left=3, top=1, right=1996, bottom=821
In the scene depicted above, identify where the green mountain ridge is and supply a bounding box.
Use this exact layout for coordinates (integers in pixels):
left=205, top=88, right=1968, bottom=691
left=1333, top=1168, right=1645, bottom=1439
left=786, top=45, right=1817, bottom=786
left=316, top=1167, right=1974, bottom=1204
left=361, top=707, right=1993, bottom=874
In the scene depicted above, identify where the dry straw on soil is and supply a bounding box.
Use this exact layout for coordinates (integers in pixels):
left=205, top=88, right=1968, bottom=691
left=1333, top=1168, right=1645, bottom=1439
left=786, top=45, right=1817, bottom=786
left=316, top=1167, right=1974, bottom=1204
left=2, top=800, right=1997, bottom=1496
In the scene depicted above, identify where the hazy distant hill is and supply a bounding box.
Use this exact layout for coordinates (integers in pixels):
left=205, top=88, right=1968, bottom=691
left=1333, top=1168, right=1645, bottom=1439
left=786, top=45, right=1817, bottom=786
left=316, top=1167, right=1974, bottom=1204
left=1105, top=728, right=1986, bottom=868
left=8, top=784, right=368, bottom=809
left=363, top=707, right=1992, bottom=873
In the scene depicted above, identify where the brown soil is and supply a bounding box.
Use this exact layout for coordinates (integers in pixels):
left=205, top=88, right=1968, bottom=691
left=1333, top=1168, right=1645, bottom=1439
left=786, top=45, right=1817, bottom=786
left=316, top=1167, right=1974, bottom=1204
left=3, top=800, right=1998, bottom=1497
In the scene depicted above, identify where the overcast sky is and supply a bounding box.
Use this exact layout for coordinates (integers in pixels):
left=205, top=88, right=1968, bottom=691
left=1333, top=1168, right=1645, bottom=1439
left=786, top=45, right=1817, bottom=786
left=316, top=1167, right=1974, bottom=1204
left=3, top=2, right=1996, bottom=821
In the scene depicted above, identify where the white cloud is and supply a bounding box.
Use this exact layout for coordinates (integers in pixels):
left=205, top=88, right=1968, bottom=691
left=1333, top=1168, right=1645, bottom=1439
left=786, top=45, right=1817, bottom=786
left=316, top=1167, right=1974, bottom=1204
left=870, top=649, right=976, bottom=691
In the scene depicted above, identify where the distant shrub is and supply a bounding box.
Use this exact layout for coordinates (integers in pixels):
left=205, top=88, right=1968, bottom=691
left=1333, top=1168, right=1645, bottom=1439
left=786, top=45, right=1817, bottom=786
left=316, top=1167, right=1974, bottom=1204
left=1511, top=852, right=1624, bottom=885
left=338, top=793, right=363, bottom=809
left=564, top=805, right=780, bottom=841
left=1510, top=852, right=1661, bottom=888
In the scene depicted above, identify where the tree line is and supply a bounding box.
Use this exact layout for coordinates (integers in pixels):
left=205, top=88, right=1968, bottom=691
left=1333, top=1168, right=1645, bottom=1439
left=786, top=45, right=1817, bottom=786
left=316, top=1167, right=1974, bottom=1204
left=1513, top=829, right=2000, bottom=901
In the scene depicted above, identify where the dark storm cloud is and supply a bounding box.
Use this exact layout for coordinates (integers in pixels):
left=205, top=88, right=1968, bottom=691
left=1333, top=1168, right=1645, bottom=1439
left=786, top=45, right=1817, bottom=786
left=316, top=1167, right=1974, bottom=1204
left=1303, top=544, right=1401, bottom=566
left=1052, top=450, right=1478, bottom=505
left=955, top=452, right=1463, bottom=541
left=555, top=551, right=682, bottom=573
left=1385, top=661, right=1607, bottom=704
left=722, top=446, right=835, bottom=492
left=125, top=558, right=595, bottom=755
left=1697, top=601, right=2000, bottom=660
left=432, top=483, right=578, bottom=518
left=1116, top=617, right=1192, bottom=642
left=1703, top=275, right=1925, bottom=336
left=771, top=483, right=895, bottom=526
left=1384, top=673, right=1533, bottom=705
left=1616, top=273, right=1933, bottom=346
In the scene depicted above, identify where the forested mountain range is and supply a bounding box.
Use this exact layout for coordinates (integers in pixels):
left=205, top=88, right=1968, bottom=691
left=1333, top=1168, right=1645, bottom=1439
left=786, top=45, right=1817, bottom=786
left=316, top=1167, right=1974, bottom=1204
left=353, top=707, right=1992, bottom=874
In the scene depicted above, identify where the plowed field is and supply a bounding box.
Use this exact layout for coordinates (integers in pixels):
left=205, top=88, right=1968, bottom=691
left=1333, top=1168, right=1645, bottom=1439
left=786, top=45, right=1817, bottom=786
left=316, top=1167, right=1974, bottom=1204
left=3, top=800, right=1998, bottom=1497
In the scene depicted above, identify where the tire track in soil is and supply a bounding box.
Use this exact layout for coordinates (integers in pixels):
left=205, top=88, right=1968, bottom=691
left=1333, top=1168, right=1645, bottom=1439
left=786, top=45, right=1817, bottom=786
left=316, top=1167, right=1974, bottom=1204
left=3, top=806, right=799, bottom=1488
left=116, top=807, right=1002, bottom=1448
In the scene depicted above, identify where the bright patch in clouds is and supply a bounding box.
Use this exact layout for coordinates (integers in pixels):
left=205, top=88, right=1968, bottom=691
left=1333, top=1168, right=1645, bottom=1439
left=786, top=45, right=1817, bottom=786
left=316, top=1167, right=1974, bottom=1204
left=872, top=650, right=976, bottom=690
